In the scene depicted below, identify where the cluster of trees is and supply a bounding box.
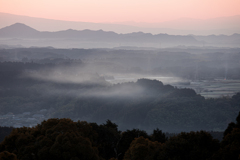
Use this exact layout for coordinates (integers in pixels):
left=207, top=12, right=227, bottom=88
left=1, top=112, right=240, bottom=160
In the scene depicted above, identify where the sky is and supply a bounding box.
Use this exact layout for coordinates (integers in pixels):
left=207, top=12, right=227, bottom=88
left=1, top=0, right=240, bottom=23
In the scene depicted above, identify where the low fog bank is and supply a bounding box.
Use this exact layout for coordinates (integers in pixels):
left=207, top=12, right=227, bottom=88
left=1, top=47, right=240, bottom=96
left=0, top=64, right=240, bottom=132
left=1, top=35, right=239, bottom=48
left=0, top=47, right=240, bottom=132
left=1, top=47, right=240, bottom=80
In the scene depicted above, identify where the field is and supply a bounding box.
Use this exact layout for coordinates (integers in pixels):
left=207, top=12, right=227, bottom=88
left=189, top=79, right=240, bottom=98
left=106, top=76, right=240, bottom=98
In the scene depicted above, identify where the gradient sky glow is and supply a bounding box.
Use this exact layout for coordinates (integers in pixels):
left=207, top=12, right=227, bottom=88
left=1, top=0, right=240, bottom=23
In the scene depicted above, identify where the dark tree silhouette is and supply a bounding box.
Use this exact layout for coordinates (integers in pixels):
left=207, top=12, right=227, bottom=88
left=150, top=128, right=168, bottom=143
left=123, top=136, right=162, bottom=160
left=0, top=118, right=101, bottom=160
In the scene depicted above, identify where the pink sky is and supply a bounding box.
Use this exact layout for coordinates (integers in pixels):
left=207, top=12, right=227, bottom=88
left=1, top=0, right=240, bottom=23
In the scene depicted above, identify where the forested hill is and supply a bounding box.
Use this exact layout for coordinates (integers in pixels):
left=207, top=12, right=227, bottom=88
left=0, top=61, right=240, bottom=132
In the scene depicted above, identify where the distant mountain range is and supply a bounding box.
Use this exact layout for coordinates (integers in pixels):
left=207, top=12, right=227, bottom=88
left=0, top=23, right=198, bottom=43
left=0, top=12, right=240, bottom=35
left=0, top=23, right=239, bottom=48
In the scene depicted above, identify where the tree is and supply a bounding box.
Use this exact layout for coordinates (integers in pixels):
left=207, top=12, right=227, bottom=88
left=117, top=129, right=149, bottom=160
left=90, top=120, right=120, bottom=160
left=123, top=136, right=162, bottom=160
left=211, top=128, right=240, bottom=160
left=150, top=128, right=168, bottom=143
left=159, top=131, right=220, bottom=160
left=0, top=118, right=101, bottom=160
left=223, top=111, right=240, bottom=137
left=211, top=111, right=240, bottom=160
left=0, top=151, right=18, bottom=160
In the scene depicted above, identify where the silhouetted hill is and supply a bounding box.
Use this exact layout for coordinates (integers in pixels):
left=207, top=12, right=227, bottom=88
left=0, top=23, right=40, bottom=37
left=1, top=23, right=240, bottom=48
left=1, top=12, right=240, bottom=35
left=193, top=33, right=240, bottom=46
left=0, top=23, right=201, bottom=45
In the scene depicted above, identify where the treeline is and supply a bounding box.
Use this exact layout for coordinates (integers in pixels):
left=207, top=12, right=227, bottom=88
left=1, top=112, right=240, bottom=160
left=1, top=48, right=240, bottom=79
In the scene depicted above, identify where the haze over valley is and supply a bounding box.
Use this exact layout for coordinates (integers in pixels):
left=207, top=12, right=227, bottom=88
left=0, top=42, right=240, bottom=132
left=0, top=10, right=240, bottom=132
left=0, top=1, right=240, bottom=159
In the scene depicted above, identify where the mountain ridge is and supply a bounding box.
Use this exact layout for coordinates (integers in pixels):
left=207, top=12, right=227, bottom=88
left=0, top=23, right=239, bottom=48
left=0, top=23, right=198, bottom=39
left=1, top=12, right=240, bottom=35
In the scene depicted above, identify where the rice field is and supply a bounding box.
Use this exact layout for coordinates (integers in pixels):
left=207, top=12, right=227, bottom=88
left=106, top=76, right=240, bottom=98
left=176, top=79, right=240, bottom=98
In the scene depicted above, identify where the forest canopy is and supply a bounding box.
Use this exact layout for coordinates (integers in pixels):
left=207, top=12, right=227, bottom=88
left=1, top=113, right=240, bottom=160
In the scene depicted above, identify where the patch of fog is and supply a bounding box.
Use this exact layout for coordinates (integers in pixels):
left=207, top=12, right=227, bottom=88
left=41, top=84, right=146, bottom=98
left=22, top=64, right=106, bottom=84
left=27, top=71, right=101, bottom=84
left=105, top=74, right=240, bottom=98
left=25, top=64, right=237, bottom=99
left=106, top=75, right=187, bottom=85
left=22, top=68, right=152, bottom=98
